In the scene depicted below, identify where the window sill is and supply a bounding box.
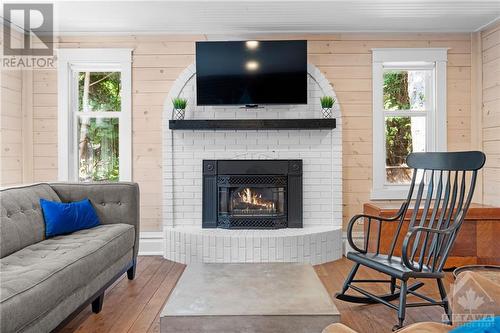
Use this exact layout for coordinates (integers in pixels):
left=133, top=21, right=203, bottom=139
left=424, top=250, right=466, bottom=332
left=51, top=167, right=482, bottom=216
left=371, top=187, right=410, bottom=200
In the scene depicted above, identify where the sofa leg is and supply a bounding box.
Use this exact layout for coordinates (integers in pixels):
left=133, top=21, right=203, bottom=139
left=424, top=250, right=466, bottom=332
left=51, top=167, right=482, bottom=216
left=91, top=294, right=104, bottom=314
left=127, top=262, right=136, bottom=280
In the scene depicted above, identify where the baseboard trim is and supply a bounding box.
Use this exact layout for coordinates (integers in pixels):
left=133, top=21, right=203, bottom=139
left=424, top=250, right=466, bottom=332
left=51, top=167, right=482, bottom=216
left=138, top=231, right=164, bottom=256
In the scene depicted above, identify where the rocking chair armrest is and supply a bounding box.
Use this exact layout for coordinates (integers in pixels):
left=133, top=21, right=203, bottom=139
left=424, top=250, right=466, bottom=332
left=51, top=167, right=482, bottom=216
left=347, top=203, right=408, bottom=254
left=346, top=214, right=369, bottom=253
left=346, top=214, right=392, bottom=254
left=401, top=225, right=457, bottom=271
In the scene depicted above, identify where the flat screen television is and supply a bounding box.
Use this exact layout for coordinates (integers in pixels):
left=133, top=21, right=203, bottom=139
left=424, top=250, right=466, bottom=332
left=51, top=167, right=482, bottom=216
left=196, top=40, right=307, bottom=106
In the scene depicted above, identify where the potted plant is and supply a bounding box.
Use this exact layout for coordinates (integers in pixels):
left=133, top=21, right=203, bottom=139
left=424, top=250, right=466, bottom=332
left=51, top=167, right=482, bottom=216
left=172, top=97, right=188, bottom=120
left=320, top=96, right=335, bottom=119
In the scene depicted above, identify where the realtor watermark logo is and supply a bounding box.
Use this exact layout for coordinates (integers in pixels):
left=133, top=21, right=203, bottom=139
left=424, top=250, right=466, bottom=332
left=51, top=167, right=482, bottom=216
left=443, top=273, right=496, bottom=328
left=2, top=3, right=55, bottom=68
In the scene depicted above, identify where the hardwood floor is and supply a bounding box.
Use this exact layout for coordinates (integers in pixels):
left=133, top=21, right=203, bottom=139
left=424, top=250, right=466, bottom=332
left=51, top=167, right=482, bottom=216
left=58, top=256, right=452, bottom=333
left=315, top=259, right=453, bottom=332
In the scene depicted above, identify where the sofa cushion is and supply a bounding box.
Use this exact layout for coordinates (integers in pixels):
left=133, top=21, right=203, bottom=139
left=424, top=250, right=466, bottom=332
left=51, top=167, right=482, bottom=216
left=0, top=224, right=135, bottom=333
left=40, top=198, right=101, bottom=237
left=1, top=184, right=61, bottom=258
left=50, top=182, right=141, bottom=258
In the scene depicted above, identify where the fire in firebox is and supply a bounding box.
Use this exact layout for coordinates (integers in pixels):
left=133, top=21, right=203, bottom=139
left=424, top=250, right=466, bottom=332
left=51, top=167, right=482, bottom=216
left=232, top=188, right=276, bottom=214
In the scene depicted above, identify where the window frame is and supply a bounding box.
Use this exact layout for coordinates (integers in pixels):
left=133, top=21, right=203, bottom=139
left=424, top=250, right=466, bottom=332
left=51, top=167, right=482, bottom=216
left=371, top=48, right=448, bottom=199
left=57, top=49, right=132, bottom=182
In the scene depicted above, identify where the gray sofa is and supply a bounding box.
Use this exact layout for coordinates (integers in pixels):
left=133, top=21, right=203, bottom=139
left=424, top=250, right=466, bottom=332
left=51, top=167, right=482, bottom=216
left=0, top=182, right=140, bottom=333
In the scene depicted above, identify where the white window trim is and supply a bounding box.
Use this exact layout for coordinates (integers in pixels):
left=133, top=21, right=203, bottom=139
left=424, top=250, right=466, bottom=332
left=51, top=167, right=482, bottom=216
left=371, top=48, right=448, bottom=200
left=57, top=49, right=132, bottom=181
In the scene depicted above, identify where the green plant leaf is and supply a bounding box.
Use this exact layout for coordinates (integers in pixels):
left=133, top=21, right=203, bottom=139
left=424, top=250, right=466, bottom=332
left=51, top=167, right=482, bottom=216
left=320, top=96, right=335, bottom=108
left=172, top=97, right=188, bottom=109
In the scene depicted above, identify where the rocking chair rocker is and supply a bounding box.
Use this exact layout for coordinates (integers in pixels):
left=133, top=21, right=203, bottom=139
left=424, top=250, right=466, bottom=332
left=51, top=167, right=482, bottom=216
left=336, top=151, right=486, bottom=330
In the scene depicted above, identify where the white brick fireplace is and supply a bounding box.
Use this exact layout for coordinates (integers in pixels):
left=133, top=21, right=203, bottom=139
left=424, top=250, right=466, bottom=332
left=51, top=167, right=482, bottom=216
left=162, top=64, right=343, bottom=264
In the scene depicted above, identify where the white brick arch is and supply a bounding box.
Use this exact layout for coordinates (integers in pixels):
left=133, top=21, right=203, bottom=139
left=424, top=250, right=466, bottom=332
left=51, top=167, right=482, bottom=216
left=163, top=63, right=341, bottom=120
left=161, top=63, right=343, bottom=264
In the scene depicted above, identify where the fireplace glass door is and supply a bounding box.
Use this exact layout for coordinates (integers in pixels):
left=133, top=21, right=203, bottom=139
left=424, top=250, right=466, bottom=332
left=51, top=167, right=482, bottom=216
left=203, top=161, right=302, bottom=229
left=219, top=186, right=286, bottom=218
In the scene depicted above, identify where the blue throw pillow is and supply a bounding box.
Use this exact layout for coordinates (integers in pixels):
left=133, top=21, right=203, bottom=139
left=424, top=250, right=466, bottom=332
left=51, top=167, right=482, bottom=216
left=40, top=198, right=100, bottom=237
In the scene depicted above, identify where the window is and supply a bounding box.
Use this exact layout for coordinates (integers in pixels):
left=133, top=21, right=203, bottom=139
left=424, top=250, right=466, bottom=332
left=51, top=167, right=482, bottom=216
left=372, top=49, right=447, bottom=199
left=58, top=49, right=132, bottom=182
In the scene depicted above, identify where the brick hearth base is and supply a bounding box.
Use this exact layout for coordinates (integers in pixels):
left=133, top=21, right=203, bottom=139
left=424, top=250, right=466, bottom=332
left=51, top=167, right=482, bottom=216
left=164, top=226, right=342, bottom=264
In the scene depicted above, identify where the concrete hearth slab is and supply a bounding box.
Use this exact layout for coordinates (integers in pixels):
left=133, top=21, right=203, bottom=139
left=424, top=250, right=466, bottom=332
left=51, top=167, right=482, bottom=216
left=160, top=263, right=339, bottom=333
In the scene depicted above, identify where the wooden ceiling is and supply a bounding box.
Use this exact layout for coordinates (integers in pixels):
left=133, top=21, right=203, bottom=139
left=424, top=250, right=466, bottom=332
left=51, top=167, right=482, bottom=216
left=4, top=1, right=500, bottom=35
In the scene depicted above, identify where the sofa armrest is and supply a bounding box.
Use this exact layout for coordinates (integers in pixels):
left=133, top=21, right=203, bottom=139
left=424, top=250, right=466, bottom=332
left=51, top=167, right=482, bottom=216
left=49, top=182, right=140, bottom=257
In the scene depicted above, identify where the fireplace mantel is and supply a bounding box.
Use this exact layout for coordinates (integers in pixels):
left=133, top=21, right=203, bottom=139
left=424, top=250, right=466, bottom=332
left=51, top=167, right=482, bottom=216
left=169, top=118, right=336, bottom=130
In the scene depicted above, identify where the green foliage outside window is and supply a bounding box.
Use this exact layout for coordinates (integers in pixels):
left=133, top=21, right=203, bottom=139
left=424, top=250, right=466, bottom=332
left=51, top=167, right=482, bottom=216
left=383, top=71, right=414, bottom=183
left=78, top=72, right=121, bottom=181
left=78, top=72, right=121, bottom=112
left=384, top=71, right=410, bottom=110
left=385, top=117, right=412, bottom=167
left=78, top=118, right=119, bottom=182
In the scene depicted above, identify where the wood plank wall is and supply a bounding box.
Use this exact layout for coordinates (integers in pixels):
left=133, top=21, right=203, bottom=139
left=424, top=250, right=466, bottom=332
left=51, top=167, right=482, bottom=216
left=1, top=27, right=24, bottom=186
left=23, top=33, right=473, bottom=231
left=482, top=23, right=500, bottom=206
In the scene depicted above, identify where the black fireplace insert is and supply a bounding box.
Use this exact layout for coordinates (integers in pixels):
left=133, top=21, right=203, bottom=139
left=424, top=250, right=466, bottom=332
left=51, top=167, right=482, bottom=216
left=202, top=160, right=303, bottom=229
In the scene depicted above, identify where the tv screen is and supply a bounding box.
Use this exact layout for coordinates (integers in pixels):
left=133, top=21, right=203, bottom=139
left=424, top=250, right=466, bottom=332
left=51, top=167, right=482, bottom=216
left=196, top=40, right=307, bottom=106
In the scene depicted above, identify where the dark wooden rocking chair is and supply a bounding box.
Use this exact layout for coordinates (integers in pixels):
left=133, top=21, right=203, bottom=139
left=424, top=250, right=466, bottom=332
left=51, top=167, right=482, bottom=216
left=336, top=151, right=486, bottom=330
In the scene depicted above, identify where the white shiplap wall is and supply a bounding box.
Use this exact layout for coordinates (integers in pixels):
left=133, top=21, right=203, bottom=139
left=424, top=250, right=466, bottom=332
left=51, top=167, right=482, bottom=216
left=482, top=23, right=500, bottom=205
left=25, top=33, right=475, bottom=233
left=1, top=27, right=25, bottom=186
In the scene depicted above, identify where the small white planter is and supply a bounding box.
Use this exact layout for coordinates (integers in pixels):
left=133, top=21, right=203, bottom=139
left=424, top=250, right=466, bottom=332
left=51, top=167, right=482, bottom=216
left=173, top=108, right=186, bottom=120
left=321, top=107, right=333, bottom=119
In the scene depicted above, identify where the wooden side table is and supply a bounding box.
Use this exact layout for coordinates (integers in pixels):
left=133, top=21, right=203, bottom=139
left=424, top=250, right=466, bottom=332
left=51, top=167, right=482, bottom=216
left=363, top=202, right=500, bottom=268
